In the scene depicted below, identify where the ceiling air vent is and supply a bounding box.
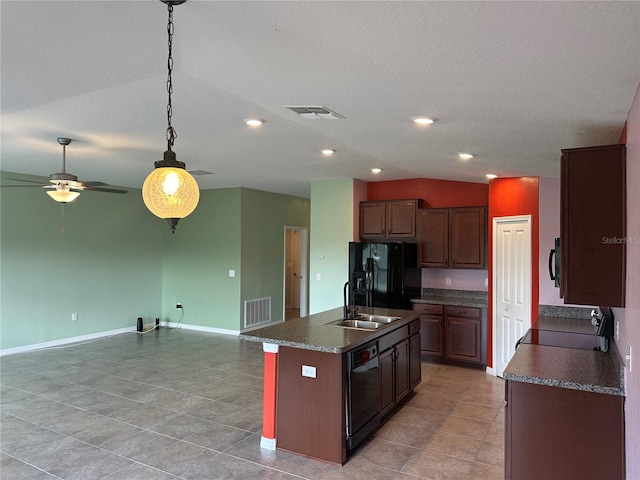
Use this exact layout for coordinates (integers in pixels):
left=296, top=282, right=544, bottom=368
left=188, top=170, right=214, bottom=176
left=284, top=105, right=344, bottom=120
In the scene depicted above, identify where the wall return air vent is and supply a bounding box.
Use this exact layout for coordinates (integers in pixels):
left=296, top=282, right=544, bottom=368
left=284, top=105, right=344, bottom=120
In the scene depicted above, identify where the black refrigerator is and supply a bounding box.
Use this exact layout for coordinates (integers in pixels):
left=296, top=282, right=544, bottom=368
left=348, top=242, right=421, bottom=310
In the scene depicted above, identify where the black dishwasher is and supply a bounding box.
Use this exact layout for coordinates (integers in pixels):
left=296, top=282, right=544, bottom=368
left=346, top=340, right=380, bottom=451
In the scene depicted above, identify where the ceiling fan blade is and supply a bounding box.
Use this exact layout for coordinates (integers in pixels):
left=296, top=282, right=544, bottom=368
left=5, top=177, right=47, bottom=185
left=0, top=184, right=48, bottom=188
left=83, top=186, right=128, bottom=194
left=82, top=181, right=108, bottom=187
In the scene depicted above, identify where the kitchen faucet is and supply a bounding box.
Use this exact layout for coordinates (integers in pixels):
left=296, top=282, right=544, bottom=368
left=343, top=281, right=358, bottom=319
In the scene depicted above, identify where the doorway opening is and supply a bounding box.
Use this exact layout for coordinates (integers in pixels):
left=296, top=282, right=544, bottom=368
left=284, top=227, right=308, bottom=320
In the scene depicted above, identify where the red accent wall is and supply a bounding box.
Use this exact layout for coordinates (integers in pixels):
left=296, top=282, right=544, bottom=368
left=367, top=178, right=488, bottom=207
left=487, top=177, right=540, bottom=368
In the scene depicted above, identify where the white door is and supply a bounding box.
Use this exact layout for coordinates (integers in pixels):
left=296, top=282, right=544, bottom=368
left=284, top=227, right=308, bottom=319
left=493, top=215, right=532, bottom=378
left=291, top=230, right=301, bottom=309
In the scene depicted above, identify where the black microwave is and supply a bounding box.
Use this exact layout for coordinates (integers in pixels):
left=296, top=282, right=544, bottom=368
left=548, top=237, right=560, bottom=288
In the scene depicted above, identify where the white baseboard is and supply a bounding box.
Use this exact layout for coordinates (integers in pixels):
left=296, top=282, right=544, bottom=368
left=0, top=327, right=135, bottom=357
left=0, top=322, right=245, bottom=357
left=260, top=436, right=277, bottom=450
left=161, top=321, right=239, bottom=336
left=241, top=319, right=284, bottom=333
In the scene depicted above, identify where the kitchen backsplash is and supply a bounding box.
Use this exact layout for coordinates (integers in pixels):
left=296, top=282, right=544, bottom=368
left=422, top=288, right=488, bottom=300
left=421, top=268, right=488, bottom=292
left=538, top=304, right=594, bottom=319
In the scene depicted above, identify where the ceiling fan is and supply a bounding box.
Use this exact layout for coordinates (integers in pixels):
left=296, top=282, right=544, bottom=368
left=1, top=137, right=128, bottom=203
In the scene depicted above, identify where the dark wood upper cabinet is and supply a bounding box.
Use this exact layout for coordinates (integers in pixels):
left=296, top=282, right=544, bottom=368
left=418, top=206, right=486, bottom=268
left=450, top=207, right=486, bottom=268
left=360, top=201, right=387, bottom=238
left=360, top=199, right=422, bottom=240
left=418, top=209, right=449, bottom=267
left=560, top=144, right=626, bottom=307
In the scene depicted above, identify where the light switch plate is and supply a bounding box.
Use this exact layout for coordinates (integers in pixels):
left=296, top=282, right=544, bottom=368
left=229, top=269, right=235, bottom=277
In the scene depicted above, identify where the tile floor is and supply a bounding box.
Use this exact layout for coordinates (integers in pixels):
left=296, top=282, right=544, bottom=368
left=0, top=328, right=505, bottom=479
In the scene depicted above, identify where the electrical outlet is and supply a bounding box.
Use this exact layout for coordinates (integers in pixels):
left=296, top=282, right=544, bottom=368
left=316, top=273, right=321, bottom=281
left=302, top=365, right=317, bottom=378
left=229, top=269, right=235, bottom=277
left=445, top=277, right=452, bottom=286
left=71, top=312, right=78, bottom=321
left=616, top=320, right=620, bottom=341
left=485, top=277, right=488, bottom=287
left=176, top=303, right=182, bottom=309
left=626, top=345, right=633, bottom=372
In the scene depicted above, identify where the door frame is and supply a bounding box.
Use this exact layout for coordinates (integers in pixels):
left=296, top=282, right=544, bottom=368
left=491, top=215, right=532, bottom=377
left=283, top=226, right=308, bottom=319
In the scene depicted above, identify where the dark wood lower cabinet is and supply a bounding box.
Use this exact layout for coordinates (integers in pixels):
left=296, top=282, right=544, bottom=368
left=275, top=319, right=421, bottom=465
left=506, top=380, right=625, bottom=480
left=380, top=338, right=410, bottom=417
left=276, top=347, right=346, bottom=465
left=420, top=313, right=444, bottom=357
left=446, top=316, right=480, bottom=363
left=413, top=303, right=485, bottom=367
left=410, top=333, right=421, bottom=388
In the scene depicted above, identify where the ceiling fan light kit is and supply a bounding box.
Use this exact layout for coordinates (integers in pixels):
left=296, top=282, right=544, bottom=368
left=142, top=0, right=199, bottom=234
left=47, top=184, right=80, bottom=203
left=0, top=136, right=128, bottom=204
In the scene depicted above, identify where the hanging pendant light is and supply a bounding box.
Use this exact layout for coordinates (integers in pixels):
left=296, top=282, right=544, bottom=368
left=142, top=0, right=199, bottom=234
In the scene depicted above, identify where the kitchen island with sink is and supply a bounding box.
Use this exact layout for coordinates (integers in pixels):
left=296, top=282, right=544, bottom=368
left=240, top=306, right=420, bottom=465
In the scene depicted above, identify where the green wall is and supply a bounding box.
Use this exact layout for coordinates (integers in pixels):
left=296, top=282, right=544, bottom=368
left=151, top=187, right=310, bottom=332
left=0, top=172, right=164, bottom=350
left=160, top=188, right=243, bottom=331
left=309, top=178, right=358, bottom=314
left=1, top=170, right=311, bottom=350
left=240, top=189, right=310, bottom=323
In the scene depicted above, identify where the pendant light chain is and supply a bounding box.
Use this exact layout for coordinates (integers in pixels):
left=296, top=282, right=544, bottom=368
left=143, top=0, right=199, bottom=233
left=166, top=2, right=177, bottom=151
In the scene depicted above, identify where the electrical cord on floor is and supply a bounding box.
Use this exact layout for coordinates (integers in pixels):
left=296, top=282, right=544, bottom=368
left=135, top=324, right=160, bottom=334
left=161, top=307, right=184, bottom=330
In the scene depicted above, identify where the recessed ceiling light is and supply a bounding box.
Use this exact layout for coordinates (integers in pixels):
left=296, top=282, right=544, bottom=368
left=371, top=168, right=383, bottom=174
left=244, top=118, right=264, bottom=126
left=411, top=116, right=437, bottom=125
left=458, top=153, right=475, bottom=160
left=486, top=174, right=498, bottom=179
left=321, top=149, right=336, bottom=155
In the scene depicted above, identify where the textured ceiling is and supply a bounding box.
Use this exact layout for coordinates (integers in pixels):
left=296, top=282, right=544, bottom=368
left=1, top=1, right=639, bottom=198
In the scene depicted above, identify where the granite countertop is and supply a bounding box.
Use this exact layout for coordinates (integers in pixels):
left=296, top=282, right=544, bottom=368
left=504, top=315, right=625, bottom=396
left=411, top=288, right=488, bottom=308
left=239, top=306, right=419, bottom=354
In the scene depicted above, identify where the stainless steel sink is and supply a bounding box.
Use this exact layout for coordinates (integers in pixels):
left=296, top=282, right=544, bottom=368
left=329, top=319, right=384, bottom=330
left=355, top=314, right=400, bottom=324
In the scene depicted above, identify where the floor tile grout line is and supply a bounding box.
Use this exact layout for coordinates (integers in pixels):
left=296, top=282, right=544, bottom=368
left=2, top=373, right=265, bottom=437
left=1, top=409, right=225, bottom=480
left=2, top=331, right=504, bottom=479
